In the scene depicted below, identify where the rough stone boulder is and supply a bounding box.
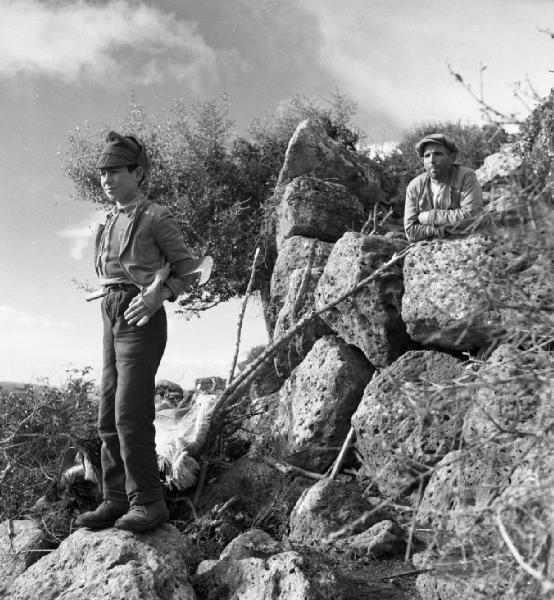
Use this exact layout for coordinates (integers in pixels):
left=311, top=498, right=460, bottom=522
left=476, top=144, right=523, bottom=189
left=268, top=235, right=334, bottom=334
left=275, top=176, right=365, bottom=250
left=418, top=345, right=552, bottom=533
left=275, top=118, right=381, bottom=209
left=0, top=519, right=49, bottom=595
left=194, top=550, right=339, bottom=600
left=4, top=525, right=195, bottom=600
left=273, top=335, right=374, bottom=471
left=402, top=234, right=552, bottom=350
left=198, top=456, right=311, bottom=532
left=314, top=232, right=409, bottom=368
left=219, top=529, right=284, bottom=561
left=463, top=345, right=552, bottom=446
left=335, top=520, right=404, bottom=558
left=289, top=479, right=386, bottom=545
left=273, top=266, right=333, bottom=376
left=352, top=350, right=467, bottom=499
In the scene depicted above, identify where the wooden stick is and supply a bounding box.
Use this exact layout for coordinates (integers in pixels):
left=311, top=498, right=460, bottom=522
left=496, top=510, right=554, bottom=592
left=262, top=455, right=325, bottom=480
left=227, top=247, right=261, bottom=384
left=290, top=240, right=316, bottom=323
left=192, top=458, right=209, bottom=508
left=328, top=426, right=355, bottom=480
left=405, top=475, right=424, bottom=563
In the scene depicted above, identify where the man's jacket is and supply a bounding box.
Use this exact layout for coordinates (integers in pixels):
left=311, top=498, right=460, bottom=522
left=95, top=197, right=202, bottom=301
left=404, top=165, right=483, bottom=242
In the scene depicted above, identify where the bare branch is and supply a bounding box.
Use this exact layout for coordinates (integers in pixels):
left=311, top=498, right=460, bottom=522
left=496, top=510, right=554, bottom=593
left=227, top=246, right=261, bottom=384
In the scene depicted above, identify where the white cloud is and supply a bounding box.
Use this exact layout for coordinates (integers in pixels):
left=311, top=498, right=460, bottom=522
left=0, top=0, right=217, bottom=87
left=57, top=211, right=104, bottom=260
left=299, top=0, right=554, bottom=131
left=0, top=305, right=72, bottom=331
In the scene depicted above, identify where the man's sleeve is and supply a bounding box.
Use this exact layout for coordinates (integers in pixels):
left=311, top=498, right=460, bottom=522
left=431, top=170, right=483, bottom=232
left=154, top=207, right=201, bottom=301
left=404, top=180, right=443, bottom=242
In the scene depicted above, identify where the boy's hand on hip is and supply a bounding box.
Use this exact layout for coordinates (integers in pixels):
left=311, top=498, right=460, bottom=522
left=124, top=293, right=160, bottom=327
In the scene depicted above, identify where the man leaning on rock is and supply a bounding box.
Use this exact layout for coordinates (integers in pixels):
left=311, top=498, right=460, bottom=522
left=404, top=133, right=483, bottom=242
left=75, top=132, right=209, bottom=533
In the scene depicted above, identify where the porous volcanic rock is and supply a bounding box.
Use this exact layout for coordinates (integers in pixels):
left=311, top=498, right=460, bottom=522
left=273, top=266, right=333, bottom=377
left=463, top=345, right=552, bottom=446
left=289, top=479, right=384, bottom=545
left=416, top=570, right=491, bottom=600
left=418, top=345, right=553, bottom=534
left=275, top=176, right=365, bottom=250
left=273, top=335, right=374, bottom=471
left=336, top=520, right=404, bottom=558
left=314, top=232, right=409, bottom=368
left=193, top=550, right=339, bottom=600
left=401, top=234, right=551, bottom=350
left=476, top=144, right=523, bottom=189
left=352, top=350, right=467, bottom=499
left=4, top=525, right=195, bottom=600
left=219, top=529, right=283, bottom=561
left=268, top=236, right=334, bottom=335
left=0, top=519, right=49, bottom=595
left=274, top=119, right=381, bottom=209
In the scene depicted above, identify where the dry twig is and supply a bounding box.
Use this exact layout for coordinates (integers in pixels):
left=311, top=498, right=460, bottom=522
left=227, top=247, right=261, bottom=384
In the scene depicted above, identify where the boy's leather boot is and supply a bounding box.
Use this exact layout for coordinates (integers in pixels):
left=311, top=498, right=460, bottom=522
left=114, top=499, right=169, bottom=533
left=75, top=500, right=129, bottom=529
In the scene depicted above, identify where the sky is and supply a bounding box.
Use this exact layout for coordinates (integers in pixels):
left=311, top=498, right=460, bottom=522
left=1, top=0, right=553, bottom=388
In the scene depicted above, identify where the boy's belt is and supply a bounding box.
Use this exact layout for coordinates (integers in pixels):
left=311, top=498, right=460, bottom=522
left=85, top=283, right=137, bottom=302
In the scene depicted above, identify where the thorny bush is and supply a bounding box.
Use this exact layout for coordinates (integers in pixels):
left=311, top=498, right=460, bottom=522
left=0, top=368, right=97, bottom=523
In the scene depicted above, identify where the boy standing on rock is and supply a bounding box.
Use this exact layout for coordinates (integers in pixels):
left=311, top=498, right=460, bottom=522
left=76, top=131, right=209, bottom=533
left=404, top=133, right=483, bottom=242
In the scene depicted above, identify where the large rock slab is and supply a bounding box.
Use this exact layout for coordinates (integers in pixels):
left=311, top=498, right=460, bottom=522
left=275, top=119, right=381, bottom=208
left=268, top=235, right=334, bottom=334
left=273, top=266, right=333, bottom=376
left=352, top=350, right=467, bottom=499
left=275, top=176, right=365, bottom=250
left=289, top=479, right=384, bottom=545
left=273, top=336, right=374, bottom=471
left=0, top=519, right=48, bottom=595
left=4, top=525, right=195, bottom=600
left=402, top=234, right=552, bottom=350
left=314, top=232, right=409, bottom=368
left=194, top=550, right=339, bottom=600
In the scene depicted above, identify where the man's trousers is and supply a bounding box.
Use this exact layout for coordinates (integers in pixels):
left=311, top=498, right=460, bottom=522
left=98, top=286, right=166, bottom=505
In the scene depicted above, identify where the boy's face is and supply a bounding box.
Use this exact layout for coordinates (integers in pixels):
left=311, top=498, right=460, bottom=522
left=99, top=166, right=142, bottom=205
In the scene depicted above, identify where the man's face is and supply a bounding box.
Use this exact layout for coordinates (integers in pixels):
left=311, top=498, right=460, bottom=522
left=100, top=166, right=142, bottom=205
left=422, top=143, right=456, bottom=183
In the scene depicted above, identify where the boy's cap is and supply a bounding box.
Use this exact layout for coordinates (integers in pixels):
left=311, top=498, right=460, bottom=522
left=415, top=133, right=458, bottom=157
left=96, top=131, right=149, bottom=173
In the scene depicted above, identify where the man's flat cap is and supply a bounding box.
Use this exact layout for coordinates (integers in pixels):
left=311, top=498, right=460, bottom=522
left=415, top=133, right=458, bottom=157
left=96, top=131, right=149, bottom=173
